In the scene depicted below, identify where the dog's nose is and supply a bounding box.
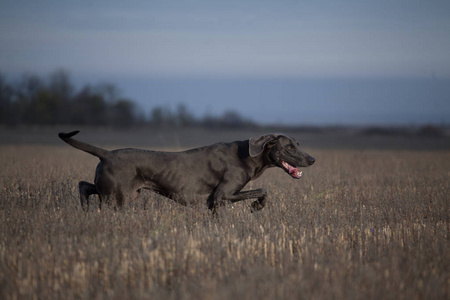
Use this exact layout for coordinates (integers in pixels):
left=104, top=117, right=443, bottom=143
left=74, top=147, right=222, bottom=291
left=308, top=156, right=315, bottom=165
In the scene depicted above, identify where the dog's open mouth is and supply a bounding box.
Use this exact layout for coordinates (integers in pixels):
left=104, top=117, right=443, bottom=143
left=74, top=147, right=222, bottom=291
left=282, top=161, right=302, bottom=179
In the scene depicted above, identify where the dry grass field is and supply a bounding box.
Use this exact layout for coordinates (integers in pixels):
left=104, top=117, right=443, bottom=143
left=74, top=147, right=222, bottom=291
left=0, top=130, right=449, bottom=299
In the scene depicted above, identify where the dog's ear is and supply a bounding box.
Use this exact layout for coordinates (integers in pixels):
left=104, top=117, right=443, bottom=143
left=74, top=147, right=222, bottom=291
left=249, top=134, right=279, bottom=157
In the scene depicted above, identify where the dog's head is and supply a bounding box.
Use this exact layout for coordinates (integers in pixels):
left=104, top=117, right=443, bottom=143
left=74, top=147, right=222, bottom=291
left=249, top=134, right=315, bottom=179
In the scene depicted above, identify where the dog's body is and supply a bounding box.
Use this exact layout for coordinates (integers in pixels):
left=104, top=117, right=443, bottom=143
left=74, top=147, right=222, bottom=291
left=59, top=131, right=315, bottom=211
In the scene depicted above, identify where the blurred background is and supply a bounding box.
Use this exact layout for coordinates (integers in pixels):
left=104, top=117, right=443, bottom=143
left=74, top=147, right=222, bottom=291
left=1, top=0, right=449, bottom=147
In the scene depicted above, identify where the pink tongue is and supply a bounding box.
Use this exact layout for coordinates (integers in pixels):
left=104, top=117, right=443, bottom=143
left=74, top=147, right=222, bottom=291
left=288, top=165, right=299, bottom=175
left=283, top=161, right=302, bottom=178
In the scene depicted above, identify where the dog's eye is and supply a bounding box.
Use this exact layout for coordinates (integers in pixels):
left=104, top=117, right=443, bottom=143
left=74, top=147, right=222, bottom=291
left=287, top=144, right=295, bottom=150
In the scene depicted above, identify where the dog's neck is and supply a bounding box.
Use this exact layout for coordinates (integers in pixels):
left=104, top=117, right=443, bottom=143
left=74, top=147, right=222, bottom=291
left=237, top=140, right=274, bottom=180
left=248, top=149, right=275, bottom=180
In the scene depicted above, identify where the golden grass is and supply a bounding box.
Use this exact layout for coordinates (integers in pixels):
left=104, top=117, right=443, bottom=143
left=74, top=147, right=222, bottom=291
left=0, top=146, right=449, bottom=299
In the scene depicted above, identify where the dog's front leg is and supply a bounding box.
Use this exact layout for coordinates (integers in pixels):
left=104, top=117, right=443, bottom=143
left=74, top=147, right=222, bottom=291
left=229, top=189, right=267, bottom=212
left=207, top=186, right=267, bottom=212
left=206, top=188, right=224, bottom=213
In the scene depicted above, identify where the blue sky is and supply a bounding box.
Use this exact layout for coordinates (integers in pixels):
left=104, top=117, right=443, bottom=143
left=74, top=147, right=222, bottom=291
left=1, top=0, right=450, bottom=125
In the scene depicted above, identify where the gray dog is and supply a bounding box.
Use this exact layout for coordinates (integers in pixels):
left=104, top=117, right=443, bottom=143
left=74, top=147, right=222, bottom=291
left=59, top=131, right=315, bottom=212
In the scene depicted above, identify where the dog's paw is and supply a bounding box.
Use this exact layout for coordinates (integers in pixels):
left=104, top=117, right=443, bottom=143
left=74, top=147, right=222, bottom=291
left=250, top=200, right=265, bottom=213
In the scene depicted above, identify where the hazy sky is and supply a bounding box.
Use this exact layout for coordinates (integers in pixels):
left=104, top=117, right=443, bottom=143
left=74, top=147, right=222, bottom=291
left=1, top=0, right=450, bottom=124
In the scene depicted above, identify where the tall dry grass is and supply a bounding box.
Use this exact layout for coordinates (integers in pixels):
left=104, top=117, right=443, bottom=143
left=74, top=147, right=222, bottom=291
left=0, top=145, right=448, bottom=299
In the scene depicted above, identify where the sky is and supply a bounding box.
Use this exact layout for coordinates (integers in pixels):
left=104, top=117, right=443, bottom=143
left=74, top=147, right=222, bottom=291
left=1, top=0, right=450, bottom=125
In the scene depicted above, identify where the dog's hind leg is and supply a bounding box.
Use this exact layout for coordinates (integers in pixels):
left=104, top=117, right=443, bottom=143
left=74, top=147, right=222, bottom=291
left=114, top=187, right=141, bottom=209
left=79, top=181, right=97, bottom=209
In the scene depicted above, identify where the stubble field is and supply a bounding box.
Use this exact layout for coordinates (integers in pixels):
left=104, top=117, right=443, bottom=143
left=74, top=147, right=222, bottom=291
left=0, top=129, right=449, bottom=299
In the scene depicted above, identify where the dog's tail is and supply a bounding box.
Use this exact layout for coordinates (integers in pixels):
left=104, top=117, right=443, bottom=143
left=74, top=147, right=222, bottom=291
left=58, top=130, right=110, bottom=160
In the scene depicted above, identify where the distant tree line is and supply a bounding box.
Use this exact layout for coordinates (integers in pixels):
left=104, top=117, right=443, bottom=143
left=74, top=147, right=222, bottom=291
left=0, top=70, right=256, bottom=129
